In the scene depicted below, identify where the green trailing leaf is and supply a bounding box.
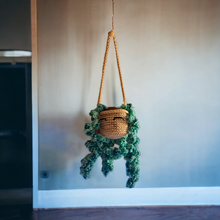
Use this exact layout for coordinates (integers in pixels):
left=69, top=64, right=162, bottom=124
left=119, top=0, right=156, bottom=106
left=92, top=118, right=100, bottom=130
left=80, top=153, right=99, bottom=179
left=97, top=104, right=107, bottom=112
left=120, top=104, right=127, bottom=110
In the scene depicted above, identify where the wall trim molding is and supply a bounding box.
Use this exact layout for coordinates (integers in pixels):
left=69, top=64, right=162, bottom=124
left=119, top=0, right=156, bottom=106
left=31, top=0, right=39, bottom=209
left=37, top=187, right=220, bottom=208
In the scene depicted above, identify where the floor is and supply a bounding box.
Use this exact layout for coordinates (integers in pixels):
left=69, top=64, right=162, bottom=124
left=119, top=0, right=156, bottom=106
left=0, top=189, right=219, bottom=220
left=0, top=205, right=220, bottom=220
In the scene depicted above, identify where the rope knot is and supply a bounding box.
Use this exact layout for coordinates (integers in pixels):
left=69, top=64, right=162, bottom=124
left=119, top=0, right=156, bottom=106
left=108, top=30, right=115, bottom=37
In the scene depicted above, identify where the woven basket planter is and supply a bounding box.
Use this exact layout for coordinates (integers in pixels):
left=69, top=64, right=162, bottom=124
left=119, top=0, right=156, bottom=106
left=98, top=108, right=129, bottom=139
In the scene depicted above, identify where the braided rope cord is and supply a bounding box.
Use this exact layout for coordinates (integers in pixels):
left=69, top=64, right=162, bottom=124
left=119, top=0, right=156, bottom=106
left=113, top=33, right=127, bottom=105
left=97, top=30, right=127, bottom=106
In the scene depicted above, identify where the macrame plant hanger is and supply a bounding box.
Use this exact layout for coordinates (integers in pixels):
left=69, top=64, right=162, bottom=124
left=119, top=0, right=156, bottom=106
left=97, top=0, right=127, bottom=107
left=80, top=0, right=140, bottom=188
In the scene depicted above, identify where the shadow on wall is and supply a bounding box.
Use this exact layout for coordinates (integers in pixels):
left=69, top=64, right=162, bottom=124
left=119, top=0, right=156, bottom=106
left=39, top=113, right=88, bottom=189
left=39, top=113, right=130, bottom=190
left=39, top=112, right=90, bottom=168
left=37, top=0, right=124, bottom=190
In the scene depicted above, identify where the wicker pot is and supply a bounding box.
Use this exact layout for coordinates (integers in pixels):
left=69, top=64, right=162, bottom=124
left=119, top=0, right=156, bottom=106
left=98, top=108, right=129, bottom=139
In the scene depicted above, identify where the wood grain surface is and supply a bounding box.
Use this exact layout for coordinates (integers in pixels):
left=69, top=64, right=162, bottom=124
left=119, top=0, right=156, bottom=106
left=1, top=205, right=220, bottom=220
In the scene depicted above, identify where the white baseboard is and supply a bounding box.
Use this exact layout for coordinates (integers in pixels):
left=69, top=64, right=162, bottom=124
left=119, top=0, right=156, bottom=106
left=37, top=187, right=220, bottom=208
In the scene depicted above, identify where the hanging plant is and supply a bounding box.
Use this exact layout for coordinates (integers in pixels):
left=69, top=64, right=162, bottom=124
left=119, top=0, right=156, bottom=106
left=80, top=1, right=140, bottom=188
left=81, top=103, right=140, bottom=188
